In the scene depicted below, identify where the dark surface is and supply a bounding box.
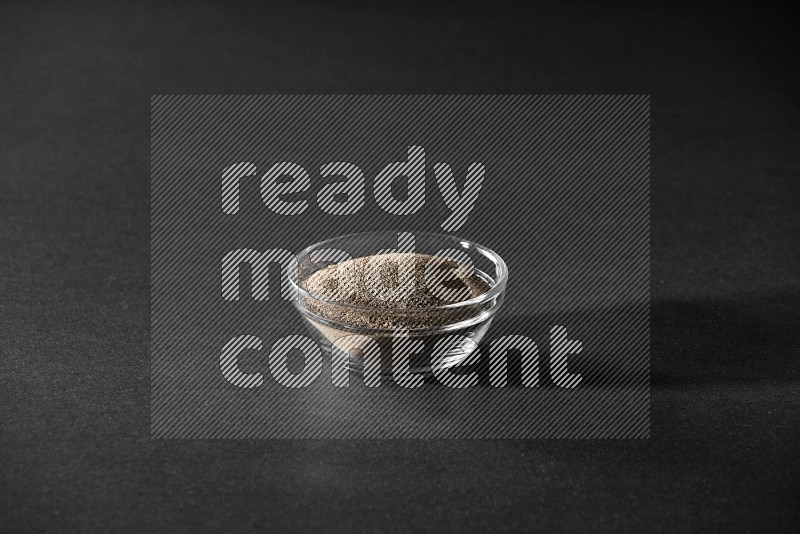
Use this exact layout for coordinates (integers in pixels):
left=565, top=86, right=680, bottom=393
left=1, top=0, right=799, bottom=532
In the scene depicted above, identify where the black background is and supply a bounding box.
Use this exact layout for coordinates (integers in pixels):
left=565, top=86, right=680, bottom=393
left=1, top=0, right=798, bottom=531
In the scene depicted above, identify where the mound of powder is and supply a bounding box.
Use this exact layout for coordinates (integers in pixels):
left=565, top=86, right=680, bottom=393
left=302, top=252, right=491, bottom=330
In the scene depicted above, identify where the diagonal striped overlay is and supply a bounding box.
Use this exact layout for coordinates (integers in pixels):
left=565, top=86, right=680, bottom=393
left=151, top=95, right=650, bottom=439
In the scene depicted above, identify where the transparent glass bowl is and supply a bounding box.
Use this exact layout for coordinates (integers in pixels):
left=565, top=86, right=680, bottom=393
left=290, top=231, right=508, bottom=376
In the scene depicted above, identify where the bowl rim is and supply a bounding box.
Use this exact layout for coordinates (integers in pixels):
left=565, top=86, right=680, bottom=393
left=289, top=231, right=508, bottom=314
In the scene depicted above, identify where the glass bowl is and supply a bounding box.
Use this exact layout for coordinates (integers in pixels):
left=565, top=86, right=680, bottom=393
left=290, top=231, right=508, bottom=376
